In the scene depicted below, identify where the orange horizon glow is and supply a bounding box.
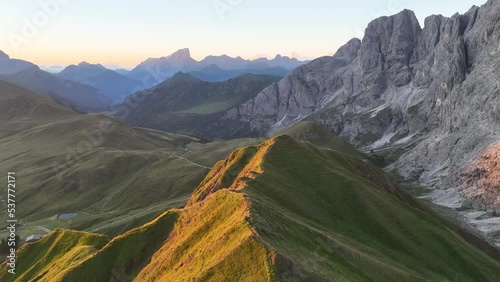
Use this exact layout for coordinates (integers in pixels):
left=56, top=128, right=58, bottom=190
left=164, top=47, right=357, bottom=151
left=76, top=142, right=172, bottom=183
left=7, top=48, right=319, bottom=69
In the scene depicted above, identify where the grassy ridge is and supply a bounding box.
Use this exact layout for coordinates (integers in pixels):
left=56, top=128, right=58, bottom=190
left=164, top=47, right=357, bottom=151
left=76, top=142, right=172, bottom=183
left=183, top=135, right=500, bottom=281
left=249, top=137, right=500, bottom=280
left=61, top=211, right=179, bottom=281
left=276, top=121, right=363, bottom=159
left=0, top=115, right=260, bottom=237
left=277, top=121, right=385, bottom=166
left=135, top=191, right=275, bottom=281
left=0, top=113, right=202, bottom=237
left=0, top=230, right=109, bottom=282
left=2, top=135, right=500, bottom=281
left=0, top=81, right=264, bottom=238
left=0, top=80, right=77, bottom=138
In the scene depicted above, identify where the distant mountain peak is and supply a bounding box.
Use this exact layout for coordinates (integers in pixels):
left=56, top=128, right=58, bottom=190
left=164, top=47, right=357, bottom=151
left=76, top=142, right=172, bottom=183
left=78, top=61, right=91, bottom=66
left=0, top=50, right=9, bottom=61
left=130, top=49, right=307, bottom=87
left=168, top=48, right=192, bottom=60
left=369, top=8, right=420, bottom=30
left=76, top=61, right=106, bottom=70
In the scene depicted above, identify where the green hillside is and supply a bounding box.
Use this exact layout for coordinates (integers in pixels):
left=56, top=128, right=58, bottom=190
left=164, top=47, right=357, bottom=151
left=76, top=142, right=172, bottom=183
left=182, top=135, right=500, bottom=281
left=0, top=113, right=260, bottom=238
left=59, top=211, right=179, bottom=281
left=277, top=121, right=365, bottom=159
left=57, top=62, right=143, bottom=101
left=0, top=67, right=111, bottom=112
left=0, top=81, right=263, bottom=239
left=4, top=136, right=500, bottom=281
left=0, top=229, right=109, bottom=282
left=121, top=73, right=280, bottom=139
left=0, top=80, right=77, bottom=138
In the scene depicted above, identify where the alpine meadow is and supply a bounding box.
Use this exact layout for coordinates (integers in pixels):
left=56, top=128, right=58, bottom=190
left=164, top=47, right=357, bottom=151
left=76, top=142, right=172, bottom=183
left=2, top=0, right=500, bottom=281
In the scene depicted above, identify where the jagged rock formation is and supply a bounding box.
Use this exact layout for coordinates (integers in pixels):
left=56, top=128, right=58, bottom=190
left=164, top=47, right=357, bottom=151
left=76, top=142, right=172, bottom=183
left=224, top=7, right=478, bottom=142
left=220, top=0, right=500, bottom=212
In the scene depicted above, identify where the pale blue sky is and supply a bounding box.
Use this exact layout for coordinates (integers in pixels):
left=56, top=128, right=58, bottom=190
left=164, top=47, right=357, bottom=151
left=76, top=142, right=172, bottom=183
left=0, top=0, right=484, bottom=68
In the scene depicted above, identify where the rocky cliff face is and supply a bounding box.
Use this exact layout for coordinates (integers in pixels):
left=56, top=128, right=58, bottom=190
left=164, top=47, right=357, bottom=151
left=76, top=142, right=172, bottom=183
left=222, top=1, right=500, bottom=212
left=396, top=0, right=500, bottom=188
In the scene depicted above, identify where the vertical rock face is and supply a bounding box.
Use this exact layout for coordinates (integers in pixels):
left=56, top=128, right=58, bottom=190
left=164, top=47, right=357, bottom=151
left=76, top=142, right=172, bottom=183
left=222, top=0, right=500, bottom=211
left=359, top=10, right=421, bottom=87
left=397, top=0, right=500, bottom=187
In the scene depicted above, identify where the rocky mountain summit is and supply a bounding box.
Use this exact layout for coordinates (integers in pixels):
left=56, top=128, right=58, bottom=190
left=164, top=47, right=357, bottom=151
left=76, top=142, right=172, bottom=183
left=220, top=1, right=500, bottom=214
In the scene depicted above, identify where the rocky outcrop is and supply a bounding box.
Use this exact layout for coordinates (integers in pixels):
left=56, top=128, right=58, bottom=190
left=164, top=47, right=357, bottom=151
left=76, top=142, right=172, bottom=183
left=222, top=0, right=500, bottom=212
left=459, top=142, right=500, bottom=214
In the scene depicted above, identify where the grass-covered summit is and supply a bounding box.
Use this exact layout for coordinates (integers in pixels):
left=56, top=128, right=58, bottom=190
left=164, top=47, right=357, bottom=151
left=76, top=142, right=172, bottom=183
left=2, top=135, right=500, bottom=281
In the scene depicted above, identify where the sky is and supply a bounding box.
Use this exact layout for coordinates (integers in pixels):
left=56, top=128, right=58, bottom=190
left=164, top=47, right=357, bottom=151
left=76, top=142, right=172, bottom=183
left=0, top=0, right=485, bottom=69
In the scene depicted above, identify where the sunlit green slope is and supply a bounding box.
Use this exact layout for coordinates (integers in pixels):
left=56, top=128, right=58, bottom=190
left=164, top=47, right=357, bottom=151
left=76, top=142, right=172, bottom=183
left=5, top=136, right=499, bottom=281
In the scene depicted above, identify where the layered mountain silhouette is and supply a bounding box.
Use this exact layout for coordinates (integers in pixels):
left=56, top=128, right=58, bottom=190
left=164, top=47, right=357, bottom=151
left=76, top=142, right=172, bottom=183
left=127, top=48, right=306, bottom=87
left=0, top=49, right=305, bottom=111
left=58, top=62, right=144, bottom=102
left=0, top=51, right=35, bottom=75
left=0, top=65, right=110, bottom=111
